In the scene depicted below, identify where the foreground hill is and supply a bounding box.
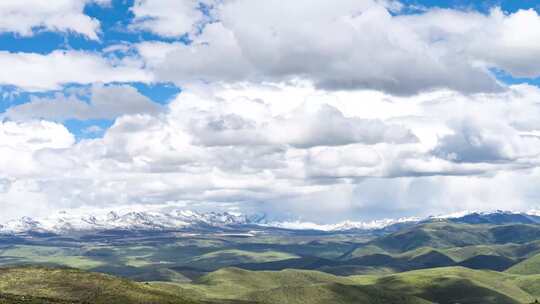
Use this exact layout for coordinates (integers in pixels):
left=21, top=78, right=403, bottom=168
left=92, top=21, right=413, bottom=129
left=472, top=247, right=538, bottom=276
left=0, top=293, right=82, bottom=304
left=0, top=266, right=428, bottom=304
left=175, top=267, right=430, bottom=303
left=0, top=266, right=197, bottom=304
left=175, top=266, right=540, bottom=304
left=507, top=253, right=540, bottom=275
left=6, top=266, right=540, bottom=303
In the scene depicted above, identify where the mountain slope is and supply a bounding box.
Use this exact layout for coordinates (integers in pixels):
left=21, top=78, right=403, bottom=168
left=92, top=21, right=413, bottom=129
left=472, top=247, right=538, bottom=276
left=178, top=266, right=540, bottom=304
left=3, top=209, right=540, bottom=235
left=458, top=255, right=516, bottom=271
left=369, top=222, right=492, bottom=253
left=244, top=282, right=430, bottom=304
left=0, top=210, right=263, bottom=234
left=0, top=293, right=84, bottom=304
left=358, top=267, right=534, bottom=304
left=4, top=265, right=540, bottom=304
left=507, top=253, right=540, bottom=275
left=0, top=266, right=197, bottom=304
left=180, top=267, right=428, bottom=303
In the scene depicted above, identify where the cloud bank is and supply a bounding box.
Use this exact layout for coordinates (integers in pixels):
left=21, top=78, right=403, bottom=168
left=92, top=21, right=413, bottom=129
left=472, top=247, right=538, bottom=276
left=1, top=1, right=540, bottom=223
left=3, top=83, right=540, bottom=222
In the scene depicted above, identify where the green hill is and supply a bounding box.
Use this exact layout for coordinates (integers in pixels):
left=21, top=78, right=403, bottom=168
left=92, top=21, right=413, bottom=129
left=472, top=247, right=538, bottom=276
left=360, top=222, right=540, bottom=255
left=490, top=225, right=540, bottom=244
left=359, top=267, right=533, bottom=304
left=7, top=265, right=540, bottom=304
left=458, top=254, right=516, bottom=271
left=0, top=266, right=196, bottom=304
left=507, top=253, right=540, bottom=275
left=187, top=249, right=299, bottom=271
left=177, top=267, right=428, bottom=303
left=244, top=282, right=430, bottom=304
left=175, top=266, right=540, bottom=304
left=370, top=222, right=492, bottom=253
left=0, top=293, right=83, bottom=304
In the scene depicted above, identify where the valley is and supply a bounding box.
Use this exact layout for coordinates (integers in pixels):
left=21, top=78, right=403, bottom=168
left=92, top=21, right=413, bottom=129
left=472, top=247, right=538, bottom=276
left=2, top=210, right=540, bottom=303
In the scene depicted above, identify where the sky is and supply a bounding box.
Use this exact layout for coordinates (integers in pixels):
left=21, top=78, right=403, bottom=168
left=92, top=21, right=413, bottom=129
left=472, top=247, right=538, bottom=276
left=1, top=0, right=540, bottom=223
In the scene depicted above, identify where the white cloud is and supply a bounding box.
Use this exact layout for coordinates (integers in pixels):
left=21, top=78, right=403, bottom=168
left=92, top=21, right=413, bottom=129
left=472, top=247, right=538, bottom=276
left=0, top=50, right=152, bottom=91
left=403, top=7, right=540, bottom=78
left=0, top=0, right=110, bottom=40
left=432, top=118, right=540, bottom=163
left=4, top=84, right=162, bottom=121
left=3, top=1, right=540, bottom=224
left=0, top=120, right=74, bottom=178
left=187, top=102, right=417, bottom=148
left=130, top=0, right=216, bottom=37
left=2, top=83, right=540, bottom=222
left=135, top=2, right=540, bottom=95
left=82, top=125, right=104, bottom=135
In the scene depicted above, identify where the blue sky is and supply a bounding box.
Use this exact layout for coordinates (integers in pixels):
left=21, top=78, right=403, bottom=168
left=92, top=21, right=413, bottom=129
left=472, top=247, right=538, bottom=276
left=1, top=0, right=539, bottom=138
left=0, top=0, right=186, bottom=138
left=1, top=0, right=538, bottom=138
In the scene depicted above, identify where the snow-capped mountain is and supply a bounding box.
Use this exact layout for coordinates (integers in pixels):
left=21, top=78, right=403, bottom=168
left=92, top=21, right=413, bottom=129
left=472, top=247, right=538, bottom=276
left=2, top=208, right=540, bottom=235
left=264, top=217, right=421, bottom=232
left=0, top=209, right=263, bottom=234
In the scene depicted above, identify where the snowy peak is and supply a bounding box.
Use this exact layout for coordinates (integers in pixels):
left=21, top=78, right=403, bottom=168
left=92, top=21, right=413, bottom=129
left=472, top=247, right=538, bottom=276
left=1, top=216, right=43, bottom=233
left=446, top=210, right=540, bottom=225
left=0, top=209, right=260, bottom=235
left=265, top=217, right=420, bottom=232
left=264, top=210, right=540, bottom=232
left=2, top=209, right=540, bottom=235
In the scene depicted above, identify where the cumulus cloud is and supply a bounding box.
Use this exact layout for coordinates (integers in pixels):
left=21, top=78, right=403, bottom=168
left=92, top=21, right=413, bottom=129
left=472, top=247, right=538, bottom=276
left=403, top=7, right=540, bottom=78
left=3, top=1, right=540, bottom=222
left=135, top=2, right=540, bottom=95
left=0, top=50, right=152, bottom=91
left=0, top=0, right=109, bottom=40
left=188, top=102, right=417, bottom=148
left=130, top=0, right=216, bottom=37
left=3, top=84, right=162, bottom=121
left=432, top=118, right=540, bottom=163
left=0, top=120, right=74, bottom=178
left=2, top=83, right=540, bottom=222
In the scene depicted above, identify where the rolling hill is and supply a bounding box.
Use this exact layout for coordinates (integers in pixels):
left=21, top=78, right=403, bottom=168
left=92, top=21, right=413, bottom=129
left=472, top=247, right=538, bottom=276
left=0, top=266, right=197, bottom=304
left=4, top=211, right=540, bottom=303
left=507, top=253, right=540, bottom=275
left=175, top=266, right=540, bottom=304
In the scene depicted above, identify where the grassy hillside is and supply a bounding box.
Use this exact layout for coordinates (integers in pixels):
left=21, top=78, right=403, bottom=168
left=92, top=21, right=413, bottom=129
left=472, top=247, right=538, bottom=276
left=244, top=283, right=430, bottom=304
left=187, top=249, right=299, bottom=271
left=346, top=222, right=540, bottom=257
left=6, top=220, right=540, bottom=282
left=7, top=265, right=540, bottom=303
left=6, top=221, right=540, bottom=303
left=507, top=253, right=540, bottom=275
left=370, top=222, right=492, bottom=253
left=458, top=255, right=516, bottom=271
left=174, top=267, right=429, bottom=303
left=0, top=266, right=196, bottom=304
left=172, top=266, right=540, bottom=304
left=356, top=267, right=534, bottom=304
left=0, top=293, right=84, bottom=304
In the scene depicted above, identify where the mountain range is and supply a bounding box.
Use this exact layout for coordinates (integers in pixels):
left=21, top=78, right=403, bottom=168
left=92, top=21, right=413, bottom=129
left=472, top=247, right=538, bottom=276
left=5, top=208, right=540, bottom=303
left=2, top=208, right=540, bottom=234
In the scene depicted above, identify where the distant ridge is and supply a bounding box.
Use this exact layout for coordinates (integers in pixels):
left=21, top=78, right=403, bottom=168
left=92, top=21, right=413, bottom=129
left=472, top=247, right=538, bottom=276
left=2, top=208, right=540, bottom=235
